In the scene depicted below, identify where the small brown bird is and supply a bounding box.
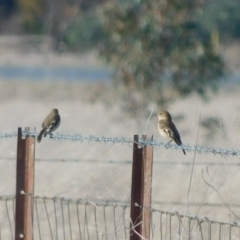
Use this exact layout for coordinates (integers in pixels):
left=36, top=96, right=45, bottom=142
left=37, top=108, right=61, bottom=143
left=158, top=110, right=186, bottom=155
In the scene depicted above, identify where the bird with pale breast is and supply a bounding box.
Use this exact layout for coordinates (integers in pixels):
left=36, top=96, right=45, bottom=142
left=157, top=110, right=186, bottom=155
left=37, top=108, right=61, bottom=143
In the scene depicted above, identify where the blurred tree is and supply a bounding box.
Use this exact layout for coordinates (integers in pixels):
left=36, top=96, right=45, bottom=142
left=18, top=0, right=107, bottom=49
left=64, top=11, right=106, bottom=51
left=0, top=0, right=16, bottom=17
left=0, top=0, right=17, bottom=33
left=19, top=0, right=45, bottom=33
left=98, top=0, right=225, bottom=106
left=198, top=0, right=240, bottom=40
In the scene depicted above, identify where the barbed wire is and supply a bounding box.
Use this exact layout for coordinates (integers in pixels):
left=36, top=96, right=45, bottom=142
left=1, top=130, right=240, bottom=157
left=0, top=132, right=17, bottom=139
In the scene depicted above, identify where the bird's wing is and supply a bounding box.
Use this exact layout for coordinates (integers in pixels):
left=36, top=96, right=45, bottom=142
left=161, top=121, right=182, bottom=146
left=46, top=117, right=60, bottom=132
left=159, top=121, right=168, bottom=134
left=170, top=124, right=182, bottom=146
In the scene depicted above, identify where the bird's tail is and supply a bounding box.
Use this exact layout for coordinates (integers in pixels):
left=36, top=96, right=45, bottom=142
left=173, top=138, right=186, bottom=155
left=182, top=149, right=186, bottom=155
left=37, top=129, right=46, bottom=143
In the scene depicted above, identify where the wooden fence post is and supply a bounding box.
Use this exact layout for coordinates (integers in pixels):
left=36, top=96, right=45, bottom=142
left=130, top=135, right=154, bottom=240
left=15, top=127, right=35, bottom=240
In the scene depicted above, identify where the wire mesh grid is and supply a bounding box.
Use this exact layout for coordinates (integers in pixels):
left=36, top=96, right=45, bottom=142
left=0, top=195, right=240, bottom=240
left=32, top=197, right=130, bottom=240
left=0, top=196, right=15, bottom=240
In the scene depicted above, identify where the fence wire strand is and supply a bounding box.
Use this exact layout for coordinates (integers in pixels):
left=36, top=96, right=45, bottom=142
left=1, top=131, right=240, bottom=157
left=4, top=157, right=240, bottom=166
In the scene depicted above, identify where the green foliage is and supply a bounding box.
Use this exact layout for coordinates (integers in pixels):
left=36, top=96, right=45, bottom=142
left=99, top=0, right=225, bottom=103
left=19, top=0, right=45, bottom=33
left=18, top=0, right=108, bottom=46
left=64, top=13, right=105, bottom=51
left=198, top=0, right=240, bottom=39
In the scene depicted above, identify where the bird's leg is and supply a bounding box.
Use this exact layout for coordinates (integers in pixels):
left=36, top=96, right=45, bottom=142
left=165, top=140, right=172, bottom=148
left=49, top=132, right=54, bottom=138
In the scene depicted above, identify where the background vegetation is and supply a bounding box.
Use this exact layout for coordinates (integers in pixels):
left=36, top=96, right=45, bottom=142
left=0, top=0, right=239, bottom=109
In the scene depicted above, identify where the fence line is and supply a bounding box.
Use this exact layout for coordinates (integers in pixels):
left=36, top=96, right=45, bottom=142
left=0, top=132, right=17, bottom=139
left=19, top=193, right=240, bottom=228
left=1, top=130, right=240, bottom=157
left=0, top=193, right=239, bottom=227
left=0, top=195, right=15, bottom=200
left=0, top=194, right=239, bottom=209
left=2, top=157, right=240, bottom=166
left=1, top=128, right=240, bottom=239
left=0, top=194, right=239, bottom=240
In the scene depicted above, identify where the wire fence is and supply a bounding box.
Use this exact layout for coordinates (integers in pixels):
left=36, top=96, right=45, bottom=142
left=1, top=131, right=240, bottom=157
left=3, top=157, right=240, bottom=166
left=1, top=130, right=240, bottom=239
left=0, top=194, right=240, bottom=240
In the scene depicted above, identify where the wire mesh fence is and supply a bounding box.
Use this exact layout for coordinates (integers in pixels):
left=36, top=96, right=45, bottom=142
left=0, top=196, right=15, bottom=240
left=0, top=195, right=240, bottom=240
left=29, top=196, right=240, bottom=240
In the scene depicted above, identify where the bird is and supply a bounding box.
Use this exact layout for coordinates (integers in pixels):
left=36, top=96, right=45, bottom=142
left=157, top=110, right=186, bottom=155
left=37, top=108, right=61, bottom=143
